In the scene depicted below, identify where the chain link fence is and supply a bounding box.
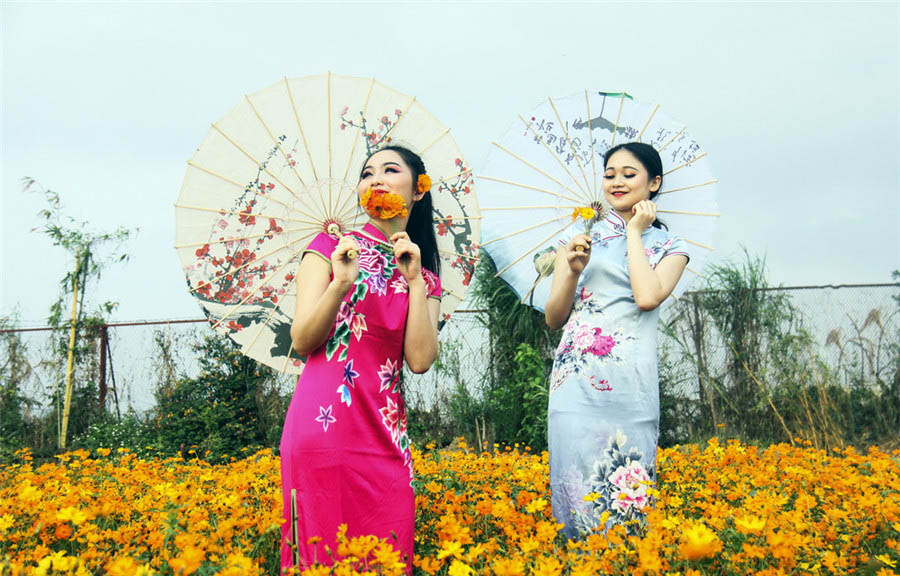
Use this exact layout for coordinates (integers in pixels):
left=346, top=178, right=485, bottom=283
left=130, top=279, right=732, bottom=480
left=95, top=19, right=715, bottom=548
left=3, top=283, right=898, bottom=445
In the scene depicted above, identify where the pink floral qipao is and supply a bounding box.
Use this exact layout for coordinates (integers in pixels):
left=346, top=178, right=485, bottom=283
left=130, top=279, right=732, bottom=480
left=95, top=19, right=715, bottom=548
left=279, top=223, right=441, bottom=572
left=549, top=211, right=688, bottom=538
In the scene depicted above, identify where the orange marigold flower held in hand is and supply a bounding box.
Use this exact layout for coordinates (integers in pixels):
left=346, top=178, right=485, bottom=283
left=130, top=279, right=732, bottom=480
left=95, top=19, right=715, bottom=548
left=680, top=522, right=722, bottom=561
left=360, top=188, right=408, bottom=219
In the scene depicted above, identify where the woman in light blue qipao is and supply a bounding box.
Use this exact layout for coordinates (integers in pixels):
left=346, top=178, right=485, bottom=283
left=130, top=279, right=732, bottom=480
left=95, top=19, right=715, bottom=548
left=544, top=142, right=689, bottom=537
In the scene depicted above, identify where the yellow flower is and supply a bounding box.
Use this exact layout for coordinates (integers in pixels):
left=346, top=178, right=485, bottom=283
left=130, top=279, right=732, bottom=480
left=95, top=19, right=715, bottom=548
left=876, top=554, right=897, bottom=568
left=437, top=540, right=463, bottom=560
left=56, top=506, right=88, bottom=525
left=525, top=497, right=548, bottom=514
left=734, top=514, right=766, bottom=535
left=571, top=206, right=596, bottom=222
left=448, top=559, right=474, bottom=576
left=169, top=545, right=205, bottom=575
left=679, top=522, right=722, bottom=560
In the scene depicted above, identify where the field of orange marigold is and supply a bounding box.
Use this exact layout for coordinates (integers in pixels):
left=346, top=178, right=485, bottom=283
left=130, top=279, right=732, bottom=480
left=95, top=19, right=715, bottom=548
left=1, top=438, right=899, bottom=575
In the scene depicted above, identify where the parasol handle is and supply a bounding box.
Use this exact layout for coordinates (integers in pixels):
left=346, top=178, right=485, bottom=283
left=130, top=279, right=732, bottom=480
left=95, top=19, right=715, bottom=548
left=327, top=223, right=358, bottom=260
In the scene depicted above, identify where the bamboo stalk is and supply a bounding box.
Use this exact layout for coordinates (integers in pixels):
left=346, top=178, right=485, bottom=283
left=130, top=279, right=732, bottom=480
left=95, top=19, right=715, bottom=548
left=290, top=489, right=300, bottom=567
left=59, top=258, right=81, bottom=450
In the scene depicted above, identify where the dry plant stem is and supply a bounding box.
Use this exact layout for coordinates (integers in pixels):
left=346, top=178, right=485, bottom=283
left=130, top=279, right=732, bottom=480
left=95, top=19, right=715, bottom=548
left=726, top=340, right=794, bottom=445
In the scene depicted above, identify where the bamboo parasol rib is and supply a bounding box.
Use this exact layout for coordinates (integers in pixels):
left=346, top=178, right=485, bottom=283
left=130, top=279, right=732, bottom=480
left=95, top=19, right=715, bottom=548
left=518, top=114, right=589, bottom=197
left=547, top=96, right=592, bottom=195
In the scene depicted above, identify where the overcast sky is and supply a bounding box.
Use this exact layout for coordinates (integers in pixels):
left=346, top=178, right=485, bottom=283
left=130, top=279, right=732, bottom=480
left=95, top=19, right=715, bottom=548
left=2, top=1, right=899, bottom=328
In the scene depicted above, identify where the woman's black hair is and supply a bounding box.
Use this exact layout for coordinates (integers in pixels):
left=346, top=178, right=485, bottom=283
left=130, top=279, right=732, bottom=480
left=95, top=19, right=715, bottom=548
left=362, top=144, right=441, bottom=275
left=603, top=141, right=667, bottom=230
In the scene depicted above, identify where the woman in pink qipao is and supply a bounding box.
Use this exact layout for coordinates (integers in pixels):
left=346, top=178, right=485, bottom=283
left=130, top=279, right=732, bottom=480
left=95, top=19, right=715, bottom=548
left=280, top=145, right=442, bottom=573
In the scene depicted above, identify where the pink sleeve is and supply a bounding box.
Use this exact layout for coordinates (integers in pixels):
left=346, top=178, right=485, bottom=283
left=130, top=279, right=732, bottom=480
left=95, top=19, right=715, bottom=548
left=422, top=268, right=442, bottom=300
left=303, top=232, right=339, bottom=262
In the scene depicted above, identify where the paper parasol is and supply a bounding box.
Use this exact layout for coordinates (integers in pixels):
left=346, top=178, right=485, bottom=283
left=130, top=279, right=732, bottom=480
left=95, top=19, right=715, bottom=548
left=478, top=90, right=718, bottom=311
left=175, top=73, right=480, bottom=374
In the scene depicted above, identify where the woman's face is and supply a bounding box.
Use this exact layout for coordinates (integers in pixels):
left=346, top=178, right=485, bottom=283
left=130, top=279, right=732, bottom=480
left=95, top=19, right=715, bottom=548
left=602, top=149, right=661, bottom=214
left=358, top=149, right=417, bottom=207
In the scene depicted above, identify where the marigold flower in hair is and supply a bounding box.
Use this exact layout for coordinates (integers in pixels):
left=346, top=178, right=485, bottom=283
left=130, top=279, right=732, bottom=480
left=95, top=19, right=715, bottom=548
left=417, top=174, right=432, bottom=195
left=360, top=188, right=408, bottom=219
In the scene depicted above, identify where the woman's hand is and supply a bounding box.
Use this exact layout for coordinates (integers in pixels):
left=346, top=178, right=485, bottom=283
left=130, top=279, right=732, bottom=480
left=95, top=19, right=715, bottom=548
left=331, top=236, right=360, bottom=288
left=628, top=200, right=657, bottom=234
left=390, top=231, right=422, bottom=282
left=564, top=233, right=592, bottom=275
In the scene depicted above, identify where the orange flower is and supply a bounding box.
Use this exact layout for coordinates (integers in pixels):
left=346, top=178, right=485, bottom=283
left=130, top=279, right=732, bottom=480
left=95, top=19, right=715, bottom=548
left=360, top=188, right=408, bottom=219
left=417, top=173, right=432, bottom=194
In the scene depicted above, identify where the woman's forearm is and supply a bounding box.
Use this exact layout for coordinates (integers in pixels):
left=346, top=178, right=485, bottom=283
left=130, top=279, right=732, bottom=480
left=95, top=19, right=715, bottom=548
left=290, top=279, right=354, bottom=356
left=403, top=278, right=438, bottom=373
left=545, top=255, right=580, bottom=330
left=625, top=229, right=666, bottom=311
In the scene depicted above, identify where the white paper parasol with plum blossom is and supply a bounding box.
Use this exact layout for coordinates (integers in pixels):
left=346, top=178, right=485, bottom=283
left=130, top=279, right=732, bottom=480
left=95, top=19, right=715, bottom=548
left=175, top=73, right=480, bottom=374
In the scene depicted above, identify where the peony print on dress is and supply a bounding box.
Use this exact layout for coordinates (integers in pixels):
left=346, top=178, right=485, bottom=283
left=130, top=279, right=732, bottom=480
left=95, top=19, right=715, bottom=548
left=550, top=287, right=633, bottom=393
left=585, top=430, right=654, bottom=533
left=324, top=235, right=396, bottom=362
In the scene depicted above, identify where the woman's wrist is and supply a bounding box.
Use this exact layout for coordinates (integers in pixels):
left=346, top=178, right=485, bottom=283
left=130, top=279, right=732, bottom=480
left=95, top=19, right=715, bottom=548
left=407, top=275, right=426, bottom=293
left=329, top=278, right=355, bottom=297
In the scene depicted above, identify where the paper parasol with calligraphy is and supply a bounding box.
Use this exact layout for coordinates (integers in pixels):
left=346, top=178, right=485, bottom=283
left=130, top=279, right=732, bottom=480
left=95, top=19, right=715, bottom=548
left=477, top=90, right=718, bottom=311
left=175, top=73, right=480, bottom=374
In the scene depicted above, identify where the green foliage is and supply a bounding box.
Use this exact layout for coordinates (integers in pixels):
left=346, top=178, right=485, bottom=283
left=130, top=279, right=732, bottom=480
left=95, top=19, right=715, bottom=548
left=74, top=410, right=155, bottom=457
left=0, top=315, right=36, bottom=459
left=22, top=177, right=135, bottom=450
left=150, top=331, right=289, bottom=461
left=469, top=252, right=560, bottom=448
left=660, top=253, right=900, bottom=449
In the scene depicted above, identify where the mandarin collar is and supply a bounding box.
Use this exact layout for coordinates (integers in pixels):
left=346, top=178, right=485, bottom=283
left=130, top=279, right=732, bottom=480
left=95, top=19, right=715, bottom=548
left=363, top=221, right=389, bottom=241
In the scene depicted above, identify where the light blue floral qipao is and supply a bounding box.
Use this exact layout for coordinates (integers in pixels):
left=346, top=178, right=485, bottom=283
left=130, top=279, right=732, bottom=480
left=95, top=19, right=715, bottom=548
left=548, top=211, right=688, bottom=538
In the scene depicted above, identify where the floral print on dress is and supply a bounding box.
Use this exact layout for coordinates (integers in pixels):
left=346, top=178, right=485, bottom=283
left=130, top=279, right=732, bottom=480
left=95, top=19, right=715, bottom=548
left=324, top=235, right=395, bottom=361
left=644, top=238, right=676, bottom=269
left=585, top=430, right=654, bottom=533
left=550, top=287, right=633, bottom=393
